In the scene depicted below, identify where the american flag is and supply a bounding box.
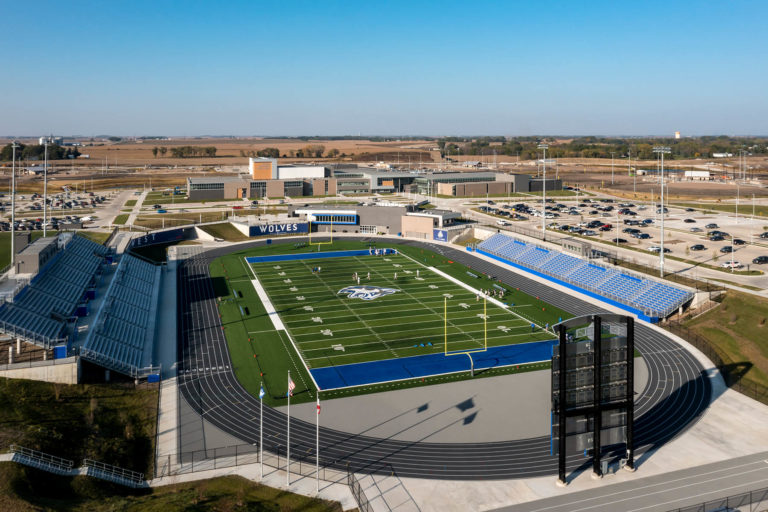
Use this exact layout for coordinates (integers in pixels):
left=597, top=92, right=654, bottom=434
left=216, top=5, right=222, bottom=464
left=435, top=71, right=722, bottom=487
left=288, top=377, right=296, bottom=397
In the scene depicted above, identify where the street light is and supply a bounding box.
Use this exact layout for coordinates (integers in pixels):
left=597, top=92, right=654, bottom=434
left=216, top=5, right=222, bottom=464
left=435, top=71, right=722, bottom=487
left=538, top=143, right=548, bottom=235
left=43, top=142, right=48, bottom=237
left=610, top=151, right=615, bottom=185
left=653, top=146, right=670, bottom=278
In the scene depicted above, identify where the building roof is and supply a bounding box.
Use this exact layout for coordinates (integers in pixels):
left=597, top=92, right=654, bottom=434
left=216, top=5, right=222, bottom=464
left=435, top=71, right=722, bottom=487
left=187, top=176, right=246, bottom=184
left=19, top=236, right=57, bottom=256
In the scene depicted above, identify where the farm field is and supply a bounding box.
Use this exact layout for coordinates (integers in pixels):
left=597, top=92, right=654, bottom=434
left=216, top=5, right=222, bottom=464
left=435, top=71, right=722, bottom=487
left=211, top=240, right=568, bottom=405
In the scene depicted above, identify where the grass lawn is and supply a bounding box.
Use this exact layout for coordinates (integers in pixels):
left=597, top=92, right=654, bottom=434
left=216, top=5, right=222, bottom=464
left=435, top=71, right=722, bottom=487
left=0, top=465, right=342, bottom=512
left=685, top=290, right=768, bottom=390
left=76, top=231, right=111, bottom=245
left=212, top=240, right=569, bottom=405
left=124, top=199, right=137, bottom=207
left=675, top=201, right=768, bottom=219
left=0, top=378, right=158, bottom=476
left=113, top=214, right=129, bottom=225
left=199, top=222, right=250, bottom=241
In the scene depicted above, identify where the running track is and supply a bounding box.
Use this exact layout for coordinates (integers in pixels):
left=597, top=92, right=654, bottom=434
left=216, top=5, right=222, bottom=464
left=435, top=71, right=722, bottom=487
left=176, top=238, right=711, bottom=480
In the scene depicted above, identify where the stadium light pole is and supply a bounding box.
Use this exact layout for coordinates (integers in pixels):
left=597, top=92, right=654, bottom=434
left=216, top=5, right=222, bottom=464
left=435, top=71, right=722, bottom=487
left=610, top=152, right=615, bottom=185
left=538, top=143, right=548, bottom=236
left=43, top=142, right=48, bottom=237
left=653, top=146, right=670, bottom=278
left=11, top=141, right=19, bottom=270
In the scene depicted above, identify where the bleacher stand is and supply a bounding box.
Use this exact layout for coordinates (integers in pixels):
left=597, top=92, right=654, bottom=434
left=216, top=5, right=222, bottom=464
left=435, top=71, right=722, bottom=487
left=476, top=233, right=694, bottom=322
left=81, top=254, right=161, bottom=378
left=0, top=235, right=106, bottom=348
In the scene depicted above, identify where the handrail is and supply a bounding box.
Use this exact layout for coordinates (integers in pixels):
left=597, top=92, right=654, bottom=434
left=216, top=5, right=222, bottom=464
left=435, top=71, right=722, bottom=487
left=10, top=444, right=74, bottom=470
left=84, top=459, right=144, bottom=485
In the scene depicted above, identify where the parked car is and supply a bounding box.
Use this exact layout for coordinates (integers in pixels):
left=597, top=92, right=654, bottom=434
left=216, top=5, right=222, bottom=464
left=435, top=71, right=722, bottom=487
left=752, top=256, right=768, bottom=264
left=649, top=246, right=671, bottom=253
left=720, top=261, right=743, bottom=269
left=705, top=223, right=718, bottom=229
left=720, top=246, right=734, bottom=253
left=632, top=232, right=651, bottom=239
left=709, top=235, right=725, bottom=241
left=760, top=232, right=768, bottom=239
left=690, top=244, right=706, bottom=251
left=690, top=227, right=703, bottom=233
left=612, top=238, right=628, bottom=244
left=685, top=207, right=695, bottom=212
left=733, top=238, right=746, bottom=245
left=683, top=218, right=696, bottom=223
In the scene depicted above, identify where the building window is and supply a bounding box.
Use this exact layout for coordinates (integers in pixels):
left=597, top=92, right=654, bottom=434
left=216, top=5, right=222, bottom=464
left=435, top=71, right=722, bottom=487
left=360, top=225, right=376, bottom=234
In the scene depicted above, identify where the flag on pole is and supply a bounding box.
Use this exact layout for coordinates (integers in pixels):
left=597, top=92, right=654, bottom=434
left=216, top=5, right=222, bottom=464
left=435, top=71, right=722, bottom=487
left=317, top=397, right=321, bottom=415
left=287, top=377, right=296, bottom=397
left=259, top=385, right=265, bottom=400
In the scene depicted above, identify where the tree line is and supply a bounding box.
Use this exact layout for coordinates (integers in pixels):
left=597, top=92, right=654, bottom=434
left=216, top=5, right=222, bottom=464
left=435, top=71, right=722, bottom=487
left=439, top=136, right=768, bottom=160
left=1, top=143, right=80, bottom=161
left=152, top=146, right=216, bottom=158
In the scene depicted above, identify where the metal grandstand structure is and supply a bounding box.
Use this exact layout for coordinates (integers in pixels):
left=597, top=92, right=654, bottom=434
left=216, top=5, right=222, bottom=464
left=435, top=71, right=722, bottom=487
left=0, top=235, right=107, bottom=349
left=476, top=233, right=695, bottom=321
left=80, top=253, right=162, bottom=378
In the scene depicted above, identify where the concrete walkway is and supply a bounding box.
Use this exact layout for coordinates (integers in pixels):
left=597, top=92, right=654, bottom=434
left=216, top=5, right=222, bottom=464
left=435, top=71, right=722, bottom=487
left=126, top=189, right=149, bottom=226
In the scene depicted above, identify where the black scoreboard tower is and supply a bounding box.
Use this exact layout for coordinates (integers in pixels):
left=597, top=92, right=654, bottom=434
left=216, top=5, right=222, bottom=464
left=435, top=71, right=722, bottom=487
left=551, top=314, right=635, bottom=485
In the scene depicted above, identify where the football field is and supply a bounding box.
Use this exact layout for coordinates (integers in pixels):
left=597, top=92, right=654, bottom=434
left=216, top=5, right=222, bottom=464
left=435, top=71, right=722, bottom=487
left=246, top=249, right=553, bottom=371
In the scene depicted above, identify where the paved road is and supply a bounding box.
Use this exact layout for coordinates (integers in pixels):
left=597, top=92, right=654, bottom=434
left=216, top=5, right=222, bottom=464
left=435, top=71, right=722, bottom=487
left=495, top=451, right=768, bottom=512
left=175, top=237, right=711, bottom=480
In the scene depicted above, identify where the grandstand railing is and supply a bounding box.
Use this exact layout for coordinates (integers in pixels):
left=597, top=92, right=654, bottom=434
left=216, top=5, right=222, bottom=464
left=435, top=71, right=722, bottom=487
left=83, top=459, right=145, bottom=487
left=0, top=356, right=76, bottom=372
left=667, top=484, right=768, bottom=512
left=0, top=319, right=67, bottom=350
left=9, top=444, right=75, bottom=475
left=476, top=237, right=694, bottom=319
left=79, top=346, right=159, bottom=379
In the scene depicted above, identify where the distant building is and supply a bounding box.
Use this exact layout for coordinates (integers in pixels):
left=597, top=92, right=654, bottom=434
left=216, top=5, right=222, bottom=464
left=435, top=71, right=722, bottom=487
left=38, top=136, right=63, bottom=146
left=712, top=153, right=734, bottom=158
left=674, top=131, right=681, bottom=139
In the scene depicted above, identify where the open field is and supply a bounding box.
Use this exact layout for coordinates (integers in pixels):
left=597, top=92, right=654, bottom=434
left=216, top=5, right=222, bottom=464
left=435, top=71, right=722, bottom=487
left=211, top=240, right=569, bottom=405
left=0, top=465, right=342, bottom=512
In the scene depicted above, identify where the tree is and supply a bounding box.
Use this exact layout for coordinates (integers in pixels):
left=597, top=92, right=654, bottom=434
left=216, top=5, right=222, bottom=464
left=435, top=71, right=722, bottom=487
left=326, top=148, right=340, bottom=158
left=160, top=147, right=167, bottom=156
left=152, top=147, right=159, bottom=158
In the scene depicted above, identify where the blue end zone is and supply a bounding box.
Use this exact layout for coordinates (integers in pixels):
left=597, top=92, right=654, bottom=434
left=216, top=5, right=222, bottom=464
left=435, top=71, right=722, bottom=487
left=311, top=339, right=557, bottom=390
left=245, top=248, right=396, bottom=263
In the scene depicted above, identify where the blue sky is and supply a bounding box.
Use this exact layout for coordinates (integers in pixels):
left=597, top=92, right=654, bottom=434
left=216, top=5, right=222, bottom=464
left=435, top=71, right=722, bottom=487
left=1, top=0, right=766, bottom=136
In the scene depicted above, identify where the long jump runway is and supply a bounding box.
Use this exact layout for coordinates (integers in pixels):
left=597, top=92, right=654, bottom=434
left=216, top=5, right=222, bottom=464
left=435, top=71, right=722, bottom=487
left=176, top=238, right=711, bottom=480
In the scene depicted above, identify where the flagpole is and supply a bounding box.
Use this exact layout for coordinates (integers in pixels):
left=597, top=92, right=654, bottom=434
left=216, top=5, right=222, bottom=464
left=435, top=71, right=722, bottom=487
left=286, top=370, right=291, bottom=487
left=259, top=381, right=263, bottom=480
left=316, top=395, right=320, bottom=494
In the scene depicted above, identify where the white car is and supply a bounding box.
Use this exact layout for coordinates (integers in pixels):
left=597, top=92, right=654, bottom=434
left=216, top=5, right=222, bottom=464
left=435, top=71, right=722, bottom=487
left=720, top=261, right=743, bottom=269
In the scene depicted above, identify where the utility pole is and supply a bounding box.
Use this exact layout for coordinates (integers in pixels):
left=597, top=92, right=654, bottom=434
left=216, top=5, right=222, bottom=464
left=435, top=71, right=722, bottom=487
left=10, top=141, right=20, bottom=270
left=653, top=146, right=671, bottom=278
left=538, top=143, right=548, bottom=235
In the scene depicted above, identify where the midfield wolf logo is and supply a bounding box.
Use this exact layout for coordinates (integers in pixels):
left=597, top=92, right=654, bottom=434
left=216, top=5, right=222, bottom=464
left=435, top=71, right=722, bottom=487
left=338, top=285, right=398, bottom=301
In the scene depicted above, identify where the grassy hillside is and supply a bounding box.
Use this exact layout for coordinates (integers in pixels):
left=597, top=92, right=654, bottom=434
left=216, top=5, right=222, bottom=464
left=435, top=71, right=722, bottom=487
left=0, top=464, right=343, bottom=512
left=685, top=290, right=768, bottom=391
left=0, top=378, right=158, bottom=476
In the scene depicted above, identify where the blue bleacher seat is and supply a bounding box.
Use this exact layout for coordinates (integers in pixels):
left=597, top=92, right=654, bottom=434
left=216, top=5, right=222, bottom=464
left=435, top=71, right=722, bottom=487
left=477, top=233, right=694, bottom=318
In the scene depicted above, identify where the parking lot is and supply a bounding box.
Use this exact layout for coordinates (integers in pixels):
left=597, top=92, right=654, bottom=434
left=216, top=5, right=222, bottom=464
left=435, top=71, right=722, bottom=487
left=476, top=197, right=768, bottom=272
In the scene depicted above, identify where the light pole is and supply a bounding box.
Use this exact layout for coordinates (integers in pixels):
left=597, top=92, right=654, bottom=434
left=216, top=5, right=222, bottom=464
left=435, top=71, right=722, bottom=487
left=43, top=143, right=48, bottom=237
left=653, top=146, right=670, bottom=278
left=538, top=143, right=548, bottom=235
left=610, top=151, right=615, bottom=185
left=735, top=183, right=739, bottom=224
left=11, top=141, right=19, bottom=270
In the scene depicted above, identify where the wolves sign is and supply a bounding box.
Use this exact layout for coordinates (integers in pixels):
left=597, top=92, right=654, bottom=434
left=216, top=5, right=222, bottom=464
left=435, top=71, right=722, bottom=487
left=338, top=285, right=399, bottom=301
left=249, top=223, right=309, bottom=237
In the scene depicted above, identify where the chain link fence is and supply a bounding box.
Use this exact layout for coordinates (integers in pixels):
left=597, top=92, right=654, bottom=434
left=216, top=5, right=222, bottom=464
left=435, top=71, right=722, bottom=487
left=667, top=485, right=768, bottom=512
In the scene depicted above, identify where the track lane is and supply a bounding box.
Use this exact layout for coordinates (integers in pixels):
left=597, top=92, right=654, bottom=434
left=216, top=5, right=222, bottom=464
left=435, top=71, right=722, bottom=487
left=175, top=238, right=711, bottom=479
